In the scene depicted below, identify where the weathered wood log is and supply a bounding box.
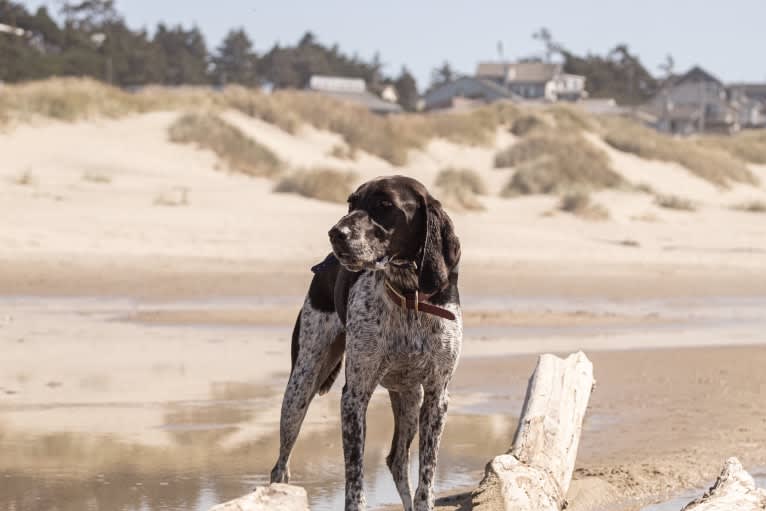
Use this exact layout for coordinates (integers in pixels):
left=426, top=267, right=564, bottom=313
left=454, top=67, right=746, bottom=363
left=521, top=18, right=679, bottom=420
left=208, top=483, right=308, bottom=511
left=472, top=351, right=595, bottom=511
left=680, top=457, right=766, bottom=511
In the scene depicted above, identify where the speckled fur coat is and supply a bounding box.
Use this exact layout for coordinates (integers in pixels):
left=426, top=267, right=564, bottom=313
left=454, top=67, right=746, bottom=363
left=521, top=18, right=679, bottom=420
left=270, top=176, right=462, bottom=511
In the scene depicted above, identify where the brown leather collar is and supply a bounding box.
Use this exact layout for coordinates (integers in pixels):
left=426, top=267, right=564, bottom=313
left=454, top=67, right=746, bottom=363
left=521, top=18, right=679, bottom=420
left=385, top=281, right=457, bottom=321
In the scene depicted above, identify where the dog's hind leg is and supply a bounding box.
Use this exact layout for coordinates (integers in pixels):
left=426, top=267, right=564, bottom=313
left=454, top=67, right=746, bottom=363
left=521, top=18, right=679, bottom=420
left=414, top=382, right=450, bottom=511
left=386, top=386, right=423, bottom=511
left=270, top=302, right=344, bottom=483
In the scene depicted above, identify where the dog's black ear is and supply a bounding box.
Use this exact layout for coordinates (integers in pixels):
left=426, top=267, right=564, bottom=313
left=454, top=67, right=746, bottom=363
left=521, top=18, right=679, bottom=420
left=418, top=193, right=461, bottom=295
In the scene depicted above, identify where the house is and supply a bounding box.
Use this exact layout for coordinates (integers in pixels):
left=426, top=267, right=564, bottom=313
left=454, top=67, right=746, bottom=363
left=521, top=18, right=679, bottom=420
left=307, top=75, right=402, bottom=114
left=644, top=66, right=739, bottom=134
left=728, top=83, right=766, bottom=128
left=422, top=76, right=517, bottom=111
left=422, top=60, right=587, bottom=111
left=475, top=61, right=587, bottom=101
left=728, top=83, right=766, bottom=104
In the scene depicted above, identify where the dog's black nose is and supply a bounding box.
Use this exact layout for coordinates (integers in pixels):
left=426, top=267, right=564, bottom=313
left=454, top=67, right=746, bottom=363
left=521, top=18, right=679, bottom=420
left=328, top=226, right=347, bottom=244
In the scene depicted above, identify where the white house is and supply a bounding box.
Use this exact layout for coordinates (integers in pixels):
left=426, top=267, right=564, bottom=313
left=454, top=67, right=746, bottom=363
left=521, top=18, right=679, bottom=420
left=728, top=83, right=766, bottom=128
left=475, top=61, right=587, bottom=102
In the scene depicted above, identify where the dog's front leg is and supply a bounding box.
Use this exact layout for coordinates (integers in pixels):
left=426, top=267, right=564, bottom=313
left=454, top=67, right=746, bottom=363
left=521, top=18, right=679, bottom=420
left=341, top=354, right=380, bottom=511
left=414, top=382, right=449, bottom=511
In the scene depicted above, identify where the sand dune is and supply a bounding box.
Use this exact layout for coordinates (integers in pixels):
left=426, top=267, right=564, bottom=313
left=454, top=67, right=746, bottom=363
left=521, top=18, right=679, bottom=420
left=2, top=111, right=766, bottom=284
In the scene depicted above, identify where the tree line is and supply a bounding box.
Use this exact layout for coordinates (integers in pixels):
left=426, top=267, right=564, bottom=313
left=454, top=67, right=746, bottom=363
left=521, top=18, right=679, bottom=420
left=1, top=1, right=661, bottom=107
left=0, top=0, right=421, bottom=107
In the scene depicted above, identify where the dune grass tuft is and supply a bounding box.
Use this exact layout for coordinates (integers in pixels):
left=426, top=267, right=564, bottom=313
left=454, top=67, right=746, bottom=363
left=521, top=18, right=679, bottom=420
left=510, top=113, right=550, bottom=136
left=434, top=167, right=487, bottom=211
left=0, top=77, right=163, bottom=122
left=698, top=131, right=766, bottom=165
left=328, top=144, right=356, bottom=160
left=497, top=132, right=623, bottom=195
left=557, top=191, right=609, bottom=220
left=601, top=116, right=757, bottom=187
left=274, top=168, right=358, bottom=203
left=12, top=170, right=36, bottom=186
left=168, top=112, right=282, bottom=178
left=731, top=200, right=766, bottom=213
left=655, top=194, right=697, bottom=211
left=82, top=171, right=112, bottom=184
left=546, top=103, right=596, bottom=131
left=244, top=91, right=417, bottom=165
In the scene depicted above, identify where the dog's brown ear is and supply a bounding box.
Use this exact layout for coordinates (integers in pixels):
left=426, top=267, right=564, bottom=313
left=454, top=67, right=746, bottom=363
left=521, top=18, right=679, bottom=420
left=418, top=193, right=461, bottom=296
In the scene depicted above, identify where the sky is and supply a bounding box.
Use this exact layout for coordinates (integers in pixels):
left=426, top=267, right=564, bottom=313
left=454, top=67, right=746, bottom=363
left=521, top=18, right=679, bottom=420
left=21, top=1, right=766, bottom=88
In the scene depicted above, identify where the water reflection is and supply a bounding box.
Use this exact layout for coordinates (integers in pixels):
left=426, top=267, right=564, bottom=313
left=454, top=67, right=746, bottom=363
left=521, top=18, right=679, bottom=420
left=0, top=382, right=519, bottom=511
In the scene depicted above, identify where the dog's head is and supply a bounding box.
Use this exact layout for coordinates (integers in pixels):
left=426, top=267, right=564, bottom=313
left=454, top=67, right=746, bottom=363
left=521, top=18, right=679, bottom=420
left=328, top=175, right=460, bottom=295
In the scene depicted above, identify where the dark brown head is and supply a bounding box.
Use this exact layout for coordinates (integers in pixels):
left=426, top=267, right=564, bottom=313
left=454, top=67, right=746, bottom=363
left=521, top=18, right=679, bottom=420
left=328, top=175, right=460, bottom=295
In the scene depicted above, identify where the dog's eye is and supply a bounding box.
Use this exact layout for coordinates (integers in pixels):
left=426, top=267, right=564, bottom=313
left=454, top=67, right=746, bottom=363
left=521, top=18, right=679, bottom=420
left=379, top=200, right=393, bottom=209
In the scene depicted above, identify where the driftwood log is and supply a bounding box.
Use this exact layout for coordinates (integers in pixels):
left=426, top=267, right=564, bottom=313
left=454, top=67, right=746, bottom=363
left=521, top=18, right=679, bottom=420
left=472, top=351, right=595, bottom=511
left=680, top=457, right=766, bottom=511
left=208, top=483, right=308, bottom=511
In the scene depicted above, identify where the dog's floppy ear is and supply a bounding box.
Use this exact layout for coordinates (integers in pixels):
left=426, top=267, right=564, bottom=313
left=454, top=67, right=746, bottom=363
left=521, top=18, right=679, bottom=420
left=418, top=193, right=461, bottom=295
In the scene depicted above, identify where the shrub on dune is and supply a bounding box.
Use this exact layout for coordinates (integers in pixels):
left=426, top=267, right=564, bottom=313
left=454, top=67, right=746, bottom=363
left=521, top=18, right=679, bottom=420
left=698, top=131, right=766, bottom=165
left=497, top=133, right=623, bottom=195
left=168, top=112, right=282, bottom=178
left=558, top=191, right=609, bottom=220
left=274, top=168, right=357, bottom=203
left=601, top=116, right=757, bottom=187
left=434, top=167, right=487, bottom=211
left=731, top=200, right=766, bottom=213
left=655, top=194, right=697, bottom=211
left=510, top=114, right=550, bottom=136
left=0, top=77, right=158, bottom=122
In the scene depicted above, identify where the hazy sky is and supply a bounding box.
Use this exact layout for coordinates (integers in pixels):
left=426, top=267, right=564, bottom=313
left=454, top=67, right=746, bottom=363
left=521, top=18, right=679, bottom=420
left=21, top=1, right=766, bottom=88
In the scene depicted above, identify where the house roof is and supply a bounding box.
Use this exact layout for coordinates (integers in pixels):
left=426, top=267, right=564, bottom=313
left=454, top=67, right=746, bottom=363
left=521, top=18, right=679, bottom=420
left=728, top=83, right=766, bottom=101
left=307, top=74, right=402, bottom=114
left=670, top=66, right=724, bottom=87
left=729, top=83, right=766, bottom=93
left=467, top=76, right=518, bottom=98
left=314, top=90, right=403, bottom=114
left=476, top=61, right=562, bottom=83
left=422, top=76, right=521, bottom=110
left=309, top=75, right=366, bottom=94
left=475, top=62, right=511, bottom=79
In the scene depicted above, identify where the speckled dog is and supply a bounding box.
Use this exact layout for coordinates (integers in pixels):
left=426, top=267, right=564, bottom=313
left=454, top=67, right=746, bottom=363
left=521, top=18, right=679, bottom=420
left=270, top=175, right=462, bottom=511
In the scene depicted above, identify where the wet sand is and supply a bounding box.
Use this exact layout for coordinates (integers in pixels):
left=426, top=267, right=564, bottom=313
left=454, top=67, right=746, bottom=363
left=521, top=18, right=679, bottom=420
left=4, top=254, right=766, bottom=301
left=1, top=288, right=765, bottom=511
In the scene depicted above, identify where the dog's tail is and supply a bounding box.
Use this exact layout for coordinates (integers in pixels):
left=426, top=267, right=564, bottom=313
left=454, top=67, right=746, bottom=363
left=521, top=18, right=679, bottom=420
left=317, top=331, right=345, bottom=396
left=289, top=312, right=301, bottom=376
left=318, top=360, right=342, bottom=395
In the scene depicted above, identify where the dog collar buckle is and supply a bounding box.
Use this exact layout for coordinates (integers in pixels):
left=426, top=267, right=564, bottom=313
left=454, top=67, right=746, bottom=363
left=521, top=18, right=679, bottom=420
left=384, top=281, right=455, bottom=321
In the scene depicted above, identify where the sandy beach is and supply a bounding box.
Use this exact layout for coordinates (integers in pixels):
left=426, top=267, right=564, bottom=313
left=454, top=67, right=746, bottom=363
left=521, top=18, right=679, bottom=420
left=1, top=288, right=765, bottom=511
left=1, top=108, right=766, bottom=510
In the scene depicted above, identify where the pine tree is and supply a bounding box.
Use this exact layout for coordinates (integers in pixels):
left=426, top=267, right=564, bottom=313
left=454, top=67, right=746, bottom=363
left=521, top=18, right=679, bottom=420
left=429, top=61, right=455, bottom=91
left=213, top=28, right=257, bottom=86
left=395, top=67, right=418, bottom=111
